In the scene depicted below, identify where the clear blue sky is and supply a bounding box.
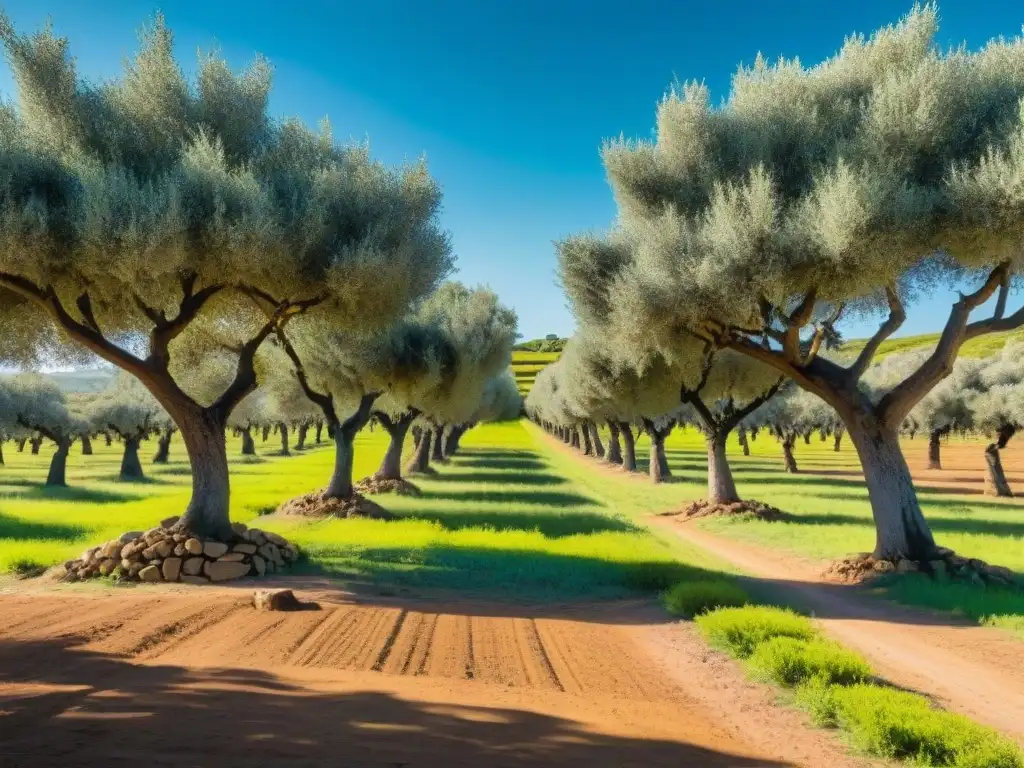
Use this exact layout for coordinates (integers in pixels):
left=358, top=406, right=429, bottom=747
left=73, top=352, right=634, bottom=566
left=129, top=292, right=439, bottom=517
left=1, top=0, right=1021, bottom=342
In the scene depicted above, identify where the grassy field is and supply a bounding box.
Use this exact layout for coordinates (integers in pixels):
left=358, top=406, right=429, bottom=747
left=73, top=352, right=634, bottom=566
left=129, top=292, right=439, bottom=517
left=510, top=350, right=560, bottom=394
left=0, top=420, right=726, bottom=600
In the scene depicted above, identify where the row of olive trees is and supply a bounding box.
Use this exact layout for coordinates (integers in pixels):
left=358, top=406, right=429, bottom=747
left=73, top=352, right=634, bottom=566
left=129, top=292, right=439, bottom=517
left=534, top=5, right=1024, bottom=564
left=0, top=12, right=522, bottom=540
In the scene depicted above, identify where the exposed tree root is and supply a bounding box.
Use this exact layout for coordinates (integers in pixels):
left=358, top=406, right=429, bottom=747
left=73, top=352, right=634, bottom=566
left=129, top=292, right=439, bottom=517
left=354, top=476, right=422, bottom=496
left=824, top=548, right=1022, bottom=589
left=671, top=499, right=790, bottom=522
left=275, top=490, right=395, bottom=520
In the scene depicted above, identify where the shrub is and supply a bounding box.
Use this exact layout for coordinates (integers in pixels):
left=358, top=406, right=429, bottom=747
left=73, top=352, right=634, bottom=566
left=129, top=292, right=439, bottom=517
left=662, top=579, right=748, bottom=618
left=695, top=605, right=815, bottom=658
left=795, top=675, right=839, bottom=727
left=747, top=636, right=871, bottom=687
left=827, top=683, right=1022, bottom=768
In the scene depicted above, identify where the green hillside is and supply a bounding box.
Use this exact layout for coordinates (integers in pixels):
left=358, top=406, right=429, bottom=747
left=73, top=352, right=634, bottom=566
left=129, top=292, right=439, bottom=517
left=840, top=327, right=1024, bottom=361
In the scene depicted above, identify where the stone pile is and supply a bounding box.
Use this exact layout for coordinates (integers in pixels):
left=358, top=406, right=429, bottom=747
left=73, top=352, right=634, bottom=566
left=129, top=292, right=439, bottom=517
left=51, top=518, right=300, bottom=584
left=824, top=547, right=1021, bottom=589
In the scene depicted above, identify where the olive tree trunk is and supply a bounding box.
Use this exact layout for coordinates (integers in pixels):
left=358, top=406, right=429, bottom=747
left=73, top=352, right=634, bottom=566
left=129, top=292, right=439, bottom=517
left=834, top=431, right=843, bottom=452
left=174, top=409, right=234, bottom=541
left=17, top=437, right=26, bottom=452
left=406, top=427, right=433, bottom=474
left=431, top=424, right=446, bottom=463
left=153, top=429, right=173, bottom=464
left=782, top=436, right=798, bottom=473
left=846, top=416, right=936, bottom=561
left=81, top=434, right=93, bottom=456
left=315, top=420, right=324, bottom=444
left=261, top=424, right=271, bottom=443
left=103, top=432, right=112, bottom=447
left=618, top=422, right=637, bottom=471
left=120, top=436, right=144, bottom=480
left=0, top=440, right=4, bottom=465
left=605, top=421, right=623, bottom=465
left=30, top=436, right=41, bottom=455
left=738, top=428, right=751, bottom=456
left=321, top=394, right=379, bottom=500
left=240, top=427, right=256, bottom=456
left=444, top=424, right=466, bottom=457
left=581, top=423, right=593, bottom=456
left=278, top=422, right=290, bottom=456
left=927, top=428, right=944, bottom=470
left=707, top=432, right=740, bottom=504
left=45, top=438, right=70, bottom=486
left=589, top=422, right=605, bottom=458
left=375, top=411, right=416, bottom=480
left=984, top=424, right=1016, bottom=497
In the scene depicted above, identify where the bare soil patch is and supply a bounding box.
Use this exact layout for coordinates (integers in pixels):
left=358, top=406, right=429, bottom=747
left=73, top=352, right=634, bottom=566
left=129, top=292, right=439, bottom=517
left=668, top=499, right=789, bottom=522
left=354, top=476, right=422, bottom=496
left=275, top=490, right=394, bottom=519
left=0, top=581, right=872, bottom=766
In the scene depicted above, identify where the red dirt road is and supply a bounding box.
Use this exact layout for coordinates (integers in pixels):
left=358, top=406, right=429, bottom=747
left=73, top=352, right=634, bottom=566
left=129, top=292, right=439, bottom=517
left=0, top=581, right=874, bottom=767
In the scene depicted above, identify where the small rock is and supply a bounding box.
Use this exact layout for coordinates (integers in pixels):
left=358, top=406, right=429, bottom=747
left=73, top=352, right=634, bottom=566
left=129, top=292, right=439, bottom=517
left=139, top=565, right=162, bottom=582
left=182, top=557, right=205, bottom=576
left=251, top=554, right=266, bottom=576
left=233, top=543, right=258, bottom=554
left=160, top=516, right=180, bottom=529
left=154, top=540, right=174, bottom=558
left=98, top=559, right=116, bottom=576
left=121, top=558, right=133, bottom=571
left=144, top=528, right=164, bottom=543
left=206, top=560, right=251, bottom=582
left=245, top=529, right=267, bottom=546
left=263, top=531, right=286, bottom=547
left=203, top=541, right=229, bottom=558
left=162, top=557, right=182, bottom=582
left=119, top=530, right=143, bottom=545
left=173, top=543, right=186, bottom=557
left=217, top=552, right=246, bottom=562
left=184, top=538, right=203, bottom=555
left=873, top=560, right=895, bottom=573
left=180, top=575, right=208, bottom=585
left=253, top=589, right=303, bottom=611
left=128, top=562, right=144, bottom=578
left=101, top=540, right=123, bottom=559
left=231, top=522, right=248, bottom=536
left=142, top=545, right=160, bottom=560
left=172, top=533, right=187, bottom=543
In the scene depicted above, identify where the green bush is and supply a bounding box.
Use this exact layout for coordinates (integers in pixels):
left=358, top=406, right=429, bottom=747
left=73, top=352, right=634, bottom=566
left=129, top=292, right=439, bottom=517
left=804, top=682, right=1023, bottom=768
left=694, top=605, right=816, bottom=658
left=747, top=636, right=871, bottom=687
left=662, top=579, right=748, bottom=618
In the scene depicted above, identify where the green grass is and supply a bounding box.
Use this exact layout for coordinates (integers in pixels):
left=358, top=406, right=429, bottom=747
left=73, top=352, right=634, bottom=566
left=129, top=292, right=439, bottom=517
left=0, top=420, right=733, bottom=600
left=662, top=578, right=749, bottom=618
left=840, top=328, right=1024, bottom=362
left=695, top=604, right=1023, bottom=767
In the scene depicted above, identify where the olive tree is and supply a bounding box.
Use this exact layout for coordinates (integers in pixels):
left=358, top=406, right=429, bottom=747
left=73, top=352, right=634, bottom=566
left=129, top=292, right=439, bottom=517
left=0, top=14, right=452, bottom=540
left=968, top=343, right=1024, bottom=495
left=228, top=390, right=269, bottom=456
left=3, top=373, right=85, bottom=485
left=906, top=356, right=983, bottom=469
left=86, top=372, right=165, bottom=479
left=565, top=6, right=1024, bottom=561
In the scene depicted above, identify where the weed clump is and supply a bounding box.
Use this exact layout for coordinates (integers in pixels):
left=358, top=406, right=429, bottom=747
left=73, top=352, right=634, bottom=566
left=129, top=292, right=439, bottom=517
left=695, top=605, right=815, bottom=657
left=662, top=579, right=748, bottom=618
left=747, top=636, right=871, bottom=687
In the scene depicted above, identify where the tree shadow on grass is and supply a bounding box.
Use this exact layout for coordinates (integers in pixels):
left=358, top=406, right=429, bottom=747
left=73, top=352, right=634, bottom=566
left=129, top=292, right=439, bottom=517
left=0, top=485, right=141, bottom=504
left=432, top=470, right=566, bottom=486
left=0, top=513, right=85, bottom=541
left=456, top=457, right=548, bottom=471
left=0, top=637, right=781, bottom=767
left=418, top=488, right=594, bottom=507
left=393, top=507, right=639, bottom=537
left=94, top=473, right=177, bottom=486
left=456, top=449, right=540, bottom=460
left=763, top=505, right=1024, bottom=540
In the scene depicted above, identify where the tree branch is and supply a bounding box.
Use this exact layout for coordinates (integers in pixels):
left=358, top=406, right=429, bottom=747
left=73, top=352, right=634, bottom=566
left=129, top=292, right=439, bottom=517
left=848, top=285, right=905, bottom=381
left=273, top=326, right=337, bottom=426
left=340, top=392, right=382, bottom=438
left=782, top=288, right=818, bottom=362
left=211, top=306, right=287, bottom=423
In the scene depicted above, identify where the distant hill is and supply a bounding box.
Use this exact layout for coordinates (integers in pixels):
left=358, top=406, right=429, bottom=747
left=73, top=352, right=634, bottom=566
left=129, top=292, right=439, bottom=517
left=513, top=336, right=567, bottom=353
left=839, top=327, right=1024, bottom=361
left=0, top=368, right=114, bottom=393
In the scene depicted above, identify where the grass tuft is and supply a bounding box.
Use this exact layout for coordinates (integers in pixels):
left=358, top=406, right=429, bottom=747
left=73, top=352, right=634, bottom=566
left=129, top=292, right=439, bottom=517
left=746, top=636, right=871, bottom=687
left=662, top=578, right=748, bottom=618
left=694, top=605, right=815, bottom=658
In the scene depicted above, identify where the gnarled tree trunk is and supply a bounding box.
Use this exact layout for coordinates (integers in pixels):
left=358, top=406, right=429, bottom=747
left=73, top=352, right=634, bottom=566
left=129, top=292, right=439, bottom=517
left=17, top=437, right=26, bottom=452
left=431, top=424, right=446, bottom=463
left=927, top=427, right=947, bottom=470
left=315, top=420, right=324, bottom=444
left=846, top=415, right=937, bottom=561
left=782, top=436, right=798, bottom=473
left=738, top=427, right=750, bottom=456
left=833, top=431, right=843, bottom=452
left=444, top=424, right=466, bottom=457
left=376, top=410, right=416, bottom=480
left=984, top=424, right=1016, bottom=497
left=120, top=436, right=144, bottom=480
left=174, top=409, right=234, bottom=541
left=295, top=423, right=308, bottom=451
left=0, top=440, right=4, bottom=465
left=261, top=424, right=271, bottom=443
left=707, top=432, right=740, bottom=504
left=589, top=422, right=605, bottom=458
left=605, top=421, right=623, bottom=465
left=46, top=438, right=70, bottom=487
left=618, top=422, right=637, bottom=471
left=406, top=427, right=432, bottom=474
left=30, top=436, right=41, bottom=455
left=103, top=432, right=112, bottom=447
left=644, top=421, right=672, bottom=483
left=153, top=429, right=173, bottom=464
left=240, top=427, right=256, bottom=456
left=323, top=394, right=378, bottom=500
left=581, top=423, right=593, bottom=455
left=412, top=426, right=422, bottom=449
left=81, top=434, right=93, bottom=456
left=278, top=422, right=290, bottom=456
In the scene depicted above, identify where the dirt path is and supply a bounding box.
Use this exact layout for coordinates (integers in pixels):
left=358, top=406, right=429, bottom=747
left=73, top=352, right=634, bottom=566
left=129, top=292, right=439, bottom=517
left=0, top=581, right=874, bottom=767
left=654, top=516, right=1024, bottom=745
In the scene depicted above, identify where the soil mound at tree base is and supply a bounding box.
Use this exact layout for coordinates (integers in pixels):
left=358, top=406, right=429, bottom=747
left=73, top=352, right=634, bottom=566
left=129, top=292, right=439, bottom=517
left=43, top=519, right=299, bottom=585
left=824, top=548, right=1022, bottom=588
left=354, top=476, right=422, bottom=496
left=672, top=499, right=789, bottom=522
left=276, top=490, right=395, bottom=520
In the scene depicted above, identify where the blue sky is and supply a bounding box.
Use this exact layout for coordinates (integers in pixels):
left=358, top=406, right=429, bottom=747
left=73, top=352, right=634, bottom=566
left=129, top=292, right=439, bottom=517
left=1, top=0, right=1022, bottom=342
